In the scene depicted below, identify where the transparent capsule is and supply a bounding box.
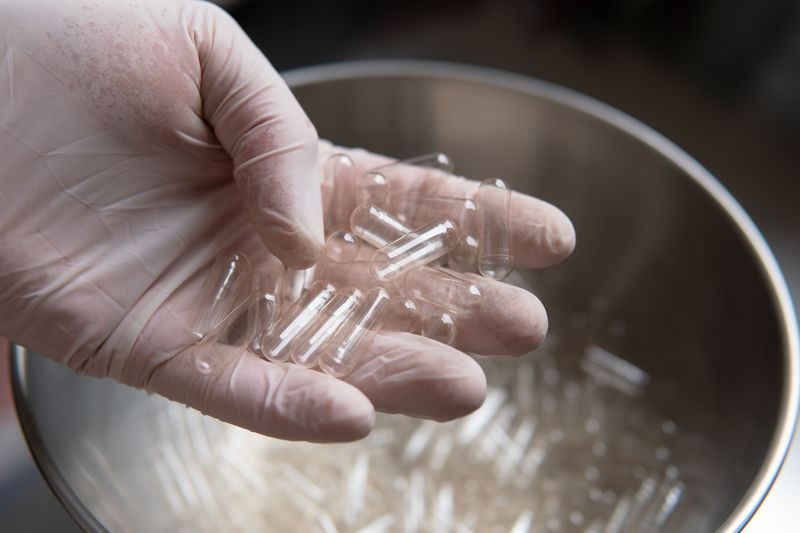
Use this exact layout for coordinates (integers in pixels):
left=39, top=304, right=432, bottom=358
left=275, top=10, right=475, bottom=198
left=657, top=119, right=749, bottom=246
left=384, top=297, right=422, bottom=334
left=389, top=195, right=477, bottom=234
left=291, top=287, right=363, bottom=368
left=375, top=153, right=454, bottom=179
left=246, top=292, right=279, bottom=356
left=404, top=267, right=483, bottom=317
left=192, top=292, right=272, bottom=374
left=187, top=250, right=251, bottom=339
left=281, top=265, right=317, bottom=304
left=251, top=254, right=285, bottom=298
left=370, top=218, right=459, bottom=281
left=260, top=281, right=336, bottom=362
left=421, top=309, right=457, bottom=346
left=315, top=259, right=403, bottom=296
left=321, top=153, right=357, bottom=230
left=448, top=234, right=479, bottom=273
left=350, top=204, right=412, bottom=249
left=356, top=171, right=389, bottom=208
left=357, top=153, right=454, bottom=209
left=325, top=227, right=361, bottom=263
left=319, top=287, right=391, bottom=377
left=476, top=178, right=514, bottom=280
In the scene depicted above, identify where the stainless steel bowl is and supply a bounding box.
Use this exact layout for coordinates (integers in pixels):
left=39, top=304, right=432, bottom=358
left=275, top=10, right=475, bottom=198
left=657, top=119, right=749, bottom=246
left=12, top=61, right=799, bottom=532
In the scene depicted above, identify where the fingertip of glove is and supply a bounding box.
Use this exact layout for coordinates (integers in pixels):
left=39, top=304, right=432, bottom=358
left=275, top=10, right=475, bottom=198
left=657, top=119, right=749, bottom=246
left=312, top=383, right=376, bottom=443
left=548, top=208, right=577, bottom=260
left=428, top=354, right=487, bottom=422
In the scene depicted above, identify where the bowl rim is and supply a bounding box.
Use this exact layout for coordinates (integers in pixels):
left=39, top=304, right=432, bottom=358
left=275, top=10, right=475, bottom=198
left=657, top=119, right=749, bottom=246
left=12, top=59, right=800, bottom=533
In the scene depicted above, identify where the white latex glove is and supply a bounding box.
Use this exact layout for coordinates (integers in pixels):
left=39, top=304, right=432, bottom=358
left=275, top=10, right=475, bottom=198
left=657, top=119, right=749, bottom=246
left=0, top=0, right=575, bottom=442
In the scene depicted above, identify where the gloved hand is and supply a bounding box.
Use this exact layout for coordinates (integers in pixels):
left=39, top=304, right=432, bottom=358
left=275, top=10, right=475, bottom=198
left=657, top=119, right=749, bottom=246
left=0, top=0, right=575, bottom=442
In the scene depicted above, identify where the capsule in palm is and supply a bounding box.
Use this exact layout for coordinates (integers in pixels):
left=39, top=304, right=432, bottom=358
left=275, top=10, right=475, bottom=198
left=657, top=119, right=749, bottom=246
left=187, top=250, right=251, bottom=339
left=389, top=195, right=477, bottom=233
left=404, top=266, right=483, bottom=317
left=260, top=281, right=336, bottom=362
left=319, top=287, right=391, bottom=377
left=385, top=297, right=422, bottom=334
left=421, top=308, right=457, bottom=346
left=290, top=287, right=363, bottom=368
left=350, top=204, right=412, bottom=248
left=476, top=178, right=513, bottom=280
left=359, top=153, right=454, bottom=207
left=325, top=227, right=361, bottom=263
left=322, top=153, right=357, bottom=230
left=192, top=291, right=275, bottom=374
left=370, top=218, right=458, bottom=281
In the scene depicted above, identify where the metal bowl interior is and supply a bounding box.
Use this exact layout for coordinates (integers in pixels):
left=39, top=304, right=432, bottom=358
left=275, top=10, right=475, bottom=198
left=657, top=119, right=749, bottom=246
left=12, top=61, right=799, bottom=532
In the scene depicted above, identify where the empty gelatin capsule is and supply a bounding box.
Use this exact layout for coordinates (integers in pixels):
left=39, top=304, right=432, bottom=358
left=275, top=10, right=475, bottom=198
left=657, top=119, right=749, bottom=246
left=315, top=259, right=402, bottom=296
left=281, top=265, right=317, bottom=304
left=187, top=250, right=251, bottom=339
left=357, top=153, right=454, bottom=210
left=374, top=153, right=454, bottom=179
left=192, top=292, right=270, bottom=374
left=250, top=254, right=285, bottom=297
left=384, top=297, right=422, bottom=334
left=319, top=287, right=391, bottom=377
left=325, top=228, right=361, bottom=263
left=404, top=267, right=483, bottom=317
left=421, top=309, right=457, bottom=346
left=350, top=204, right=412, bottom=248
left=389, top=195, right=477, bottom=233
left=261, top=281, right=336, bottom=362
left=476, top=178, right=514, bottom=280
left=291, top=287, right=363, bottom=368
left=370, top=218, right=459, bottom=281
left=448, top=234, right=479, bottom=273
left=322, top=153, right=357, bottom=230
left=246, top=292, right=278, bottom=356
left=356, top=171, right=389, bottom=208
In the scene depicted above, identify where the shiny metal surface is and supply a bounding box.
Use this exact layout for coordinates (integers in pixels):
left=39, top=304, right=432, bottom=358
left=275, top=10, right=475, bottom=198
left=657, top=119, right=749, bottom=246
left=12, top=61, right=799, bottom=532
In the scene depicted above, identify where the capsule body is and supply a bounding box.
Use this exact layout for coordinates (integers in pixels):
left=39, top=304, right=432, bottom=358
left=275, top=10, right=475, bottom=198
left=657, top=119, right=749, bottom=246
left=370, top=219, right=458, bottom=281
left=187, top=250, right=251, bottom=338
left=421, top=309, right=457, bottom=346
left=325, top=228, right=361, bottom=263
left=404, top=267, right=483, bottom=317
left=321, top=153, right=357, bottom=230
left=315, top=259, right=402, bottom=296
left=319, top=287, right=391, bottom=377
left=192, top=292, right=272, bottom=374
left=448, top=234, right=479, bottom=273
left=246, top=292, right=278, bottom=356
left=251, top=254, right=285, bottom=298
left=384, top=297, right=422, bottom=334
left=390, top=195, right=477, bottom=234
left=291, top=287, right=363, bottom=368
left=260, top=281, right=336, bottom=362
left=374, top=153, right=454, bottom=181
left=357, top=152, right=454, bottom=211
left=350, top=204, right=412, bottom=248
left=356, top=171, right=389, bottom=208
left=476, top=178, right=513, bottom=280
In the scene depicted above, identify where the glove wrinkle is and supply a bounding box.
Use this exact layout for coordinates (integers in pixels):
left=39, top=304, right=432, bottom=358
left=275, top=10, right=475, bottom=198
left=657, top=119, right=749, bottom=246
left=232, top=139, right=306, bottom=175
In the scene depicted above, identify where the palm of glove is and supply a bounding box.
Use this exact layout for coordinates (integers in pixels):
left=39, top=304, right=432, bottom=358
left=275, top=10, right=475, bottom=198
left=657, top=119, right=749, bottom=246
left=0, top=0, right=575, bottom=442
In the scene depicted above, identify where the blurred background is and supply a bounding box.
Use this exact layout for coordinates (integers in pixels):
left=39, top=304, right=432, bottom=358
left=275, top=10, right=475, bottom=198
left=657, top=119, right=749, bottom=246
left=2, top=0, right=798, bottom=530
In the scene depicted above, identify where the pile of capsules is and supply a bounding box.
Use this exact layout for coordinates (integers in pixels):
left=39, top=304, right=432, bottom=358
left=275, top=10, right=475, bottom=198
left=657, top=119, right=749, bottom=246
left=187, top=153, right=513, bottom=379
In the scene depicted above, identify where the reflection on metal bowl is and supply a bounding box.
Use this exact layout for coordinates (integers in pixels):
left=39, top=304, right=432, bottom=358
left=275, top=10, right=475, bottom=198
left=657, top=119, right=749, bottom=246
left=12, top=61, right=799, bottom=532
